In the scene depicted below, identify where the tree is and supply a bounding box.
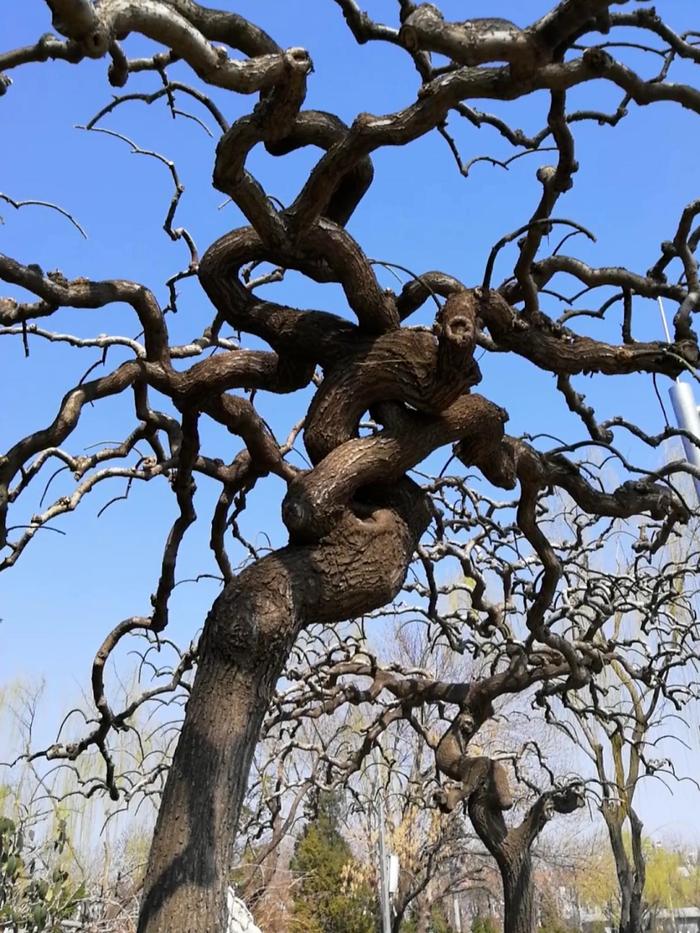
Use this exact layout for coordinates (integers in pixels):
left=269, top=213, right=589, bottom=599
left=0, top=680, right=161, bottom=930
left=3, top=2, right=700, bottom=931
left=570, top=835, right=700, bottom=931
left=236, top=620, right=498, bottom=931
left=247, top=508, right=691, bottom=933
left=569, top=668, right=650, bottom=933
left=551, top=511, right=700, bottom=933
left=288, top=792, right=376, bottom=933
left=536, top=883, right=576, bottom=933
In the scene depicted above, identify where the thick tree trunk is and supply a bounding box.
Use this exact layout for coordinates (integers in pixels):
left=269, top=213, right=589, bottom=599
left=468, top=790, right=537, bottom=933
left=616, top=861, right=645, bottom=933
left=624, top=896, right=644, bottom=933
left=468, top=780, right=584, bottom=933
left=468, top=795, right=537, bottom=933
left=137, top=650, right=283, bottom=932
left=137, top=481, right=431, bottom=931
left=618, top=877, right=633, bottom=933
left=605, top=808, right=646, bottom=933
left=627, top=809, right=646, bottom=933
left=500, top=852, right=535, bottom=933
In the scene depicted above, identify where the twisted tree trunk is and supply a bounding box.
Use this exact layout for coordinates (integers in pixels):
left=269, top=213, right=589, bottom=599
left=605, top=806, right=646, bottom=933
left=468, top=774, right=584, bottom=933
left=2, top=6, right=697, bottom=933
left=138, top=485, right=431, bottom=931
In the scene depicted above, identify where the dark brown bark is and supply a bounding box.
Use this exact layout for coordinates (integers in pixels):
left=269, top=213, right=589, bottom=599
left=628, top=809, right=646, bottom=933
left=137, top=654, right=279, bottom=931
left=605, top=807, right=646, bottom=933
left=3, top=6, right=700, bottom=933
left=468, top=788, right=537, bottom=933
left=469, top=809, right=538, bottom=933
left=137, top=482, right=431, bottom=930
left=468, top=773, right=584, bottom=933
left=501, top=852, right=536, bottom=933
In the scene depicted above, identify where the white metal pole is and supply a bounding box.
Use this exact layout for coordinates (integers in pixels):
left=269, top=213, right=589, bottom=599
left=377, top=793, right=392, bottom=933
left=668, top=380, right=700, bottom=500
left=659, top=299, right=700, bottom=501
left=657, top=296, right=672, bottom=343
left=453, top=893, right=463, bottom=933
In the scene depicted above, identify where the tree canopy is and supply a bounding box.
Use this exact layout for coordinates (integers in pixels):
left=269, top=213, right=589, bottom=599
left=2, top=2, right=700, bottom=931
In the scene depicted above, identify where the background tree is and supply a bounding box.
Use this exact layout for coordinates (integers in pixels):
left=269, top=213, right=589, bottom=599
left=0, top=813, right=87, bottom=933
left=0, top=680, right=158, bottom=931
left=288, top=791, right=377, bottom=933
left=242, top=471, right=700, bottom=932
left=3, top=2, right=700, bottom=931
left=551, top=511, right=700, bottom=933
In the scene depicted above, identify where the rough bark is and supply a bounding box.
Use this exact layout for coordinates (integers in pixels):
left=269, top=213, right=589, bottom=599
left=501, top=852, right=536, bottom=933
left=605, top=807, right=646, bottom=933
left=468, top=788, right=537, bottom=933
left=137, top=655, right=277, bottom=931
left=2, top=4, right=699, bottom=933
left=138, top=483, right=431, bottom=931
left=467, top=770, right=584, bottom=933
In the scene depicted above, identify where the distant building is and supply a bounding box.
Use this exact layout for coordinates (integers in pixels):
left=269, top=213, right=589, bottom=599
left=648, top=906, right=700, bottom=932
left=580, top=907, right=700, bottom=933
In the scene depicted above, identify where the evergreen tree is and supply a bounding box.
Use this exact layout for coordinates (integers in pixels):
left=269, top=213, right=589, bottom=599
left=290, top=793, right=377, bottom=933
left=537, top=888, right=575, bottom=933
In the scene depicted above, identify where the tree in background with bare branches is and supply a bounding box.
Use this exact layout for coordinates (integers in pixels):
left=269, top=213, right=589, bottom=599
left=230, top=479, right=700, bottom=933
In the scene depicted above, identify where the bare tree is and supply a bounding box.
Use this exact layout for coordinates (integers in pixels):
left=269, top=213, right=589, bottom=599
left=266, top=616, right=588, bottom=933
left=571, top=672, right=650, bottom=933
left=256, top=623, right=493, bottom=932
left=3, top=2, right=700, bottom=930
left=555, top=519, right=700, bottom=933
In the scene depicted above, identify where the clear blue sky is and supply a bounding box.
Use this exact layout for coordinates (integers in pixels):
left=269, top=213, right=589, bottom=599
left=1, top=1, right=699, bottom=840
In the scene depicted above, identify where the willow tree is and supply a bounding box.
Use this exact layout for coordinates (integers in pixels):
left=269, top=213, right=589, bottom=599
left=2, top=2, right=700, bottom=931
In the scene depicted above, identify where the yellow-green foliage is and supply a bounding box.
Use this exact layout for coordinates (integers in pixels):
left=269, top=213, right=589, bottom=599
left=644, top=842, right=700, bottom=912
left=573, top=834, right=700, bottom=921
left=0, top=675, right=162, bottom=927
